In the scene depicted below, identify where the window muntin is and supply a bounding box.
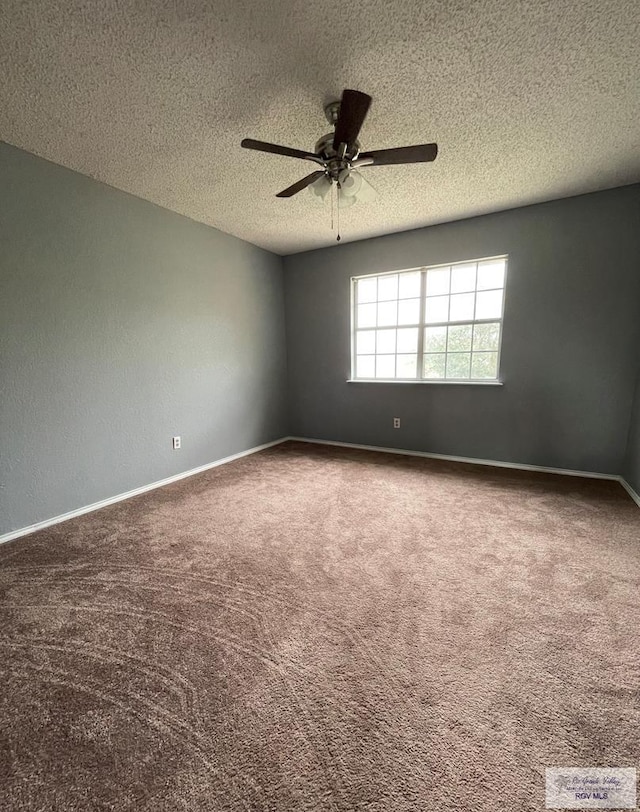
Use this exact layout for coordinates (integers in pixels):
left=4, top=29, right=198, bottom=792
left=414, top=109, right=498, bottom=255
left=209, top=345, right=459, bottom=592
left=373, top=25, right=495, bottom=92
left=352, top=257, right=506, bottom=382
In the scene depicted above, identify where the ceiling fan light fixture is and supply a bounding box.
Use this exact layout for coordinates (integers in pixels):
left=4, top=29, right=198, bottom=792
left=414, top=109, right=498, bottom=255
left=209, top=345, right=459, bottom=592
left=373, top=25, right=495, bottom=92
left=354, top=172, right=377, bottom=204
left=337, top=169, right=377, bottom=205
left=337, top=189, right=357, bottom=209
left=308, top=174, right=332, bottom=201
left=338, top=169, right=362, bottom=198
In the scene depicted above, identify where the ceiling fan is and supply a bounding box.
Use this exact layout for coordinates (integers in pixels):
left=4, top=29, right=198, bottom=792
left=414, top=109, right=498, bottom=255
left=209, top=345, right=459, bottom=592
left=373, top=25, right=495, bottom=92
left=240, top=89, right=438, bottom=209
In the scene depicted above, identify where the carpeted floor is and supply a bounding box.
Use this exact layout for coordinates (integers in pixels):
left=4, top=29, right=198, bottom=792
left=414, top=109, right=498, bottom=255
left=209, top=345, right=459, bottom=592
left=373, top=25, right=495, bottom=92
left=0, top=441, right=638, bottom=811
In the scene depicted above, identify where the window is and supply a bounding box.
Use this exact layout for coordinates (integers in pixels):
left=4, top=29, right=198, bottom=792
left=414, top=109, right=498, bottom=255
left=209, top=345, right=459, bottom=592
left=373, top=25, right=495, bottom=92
left=351, top=256, right=507, bottom=382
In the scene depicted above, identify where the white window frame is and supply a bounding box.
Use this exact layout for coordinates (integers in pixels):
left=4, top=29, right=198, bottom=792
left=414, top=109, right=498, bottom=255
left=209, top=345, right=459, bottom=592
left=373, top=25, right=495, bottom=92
left=350, top=255, right=508, bottom=384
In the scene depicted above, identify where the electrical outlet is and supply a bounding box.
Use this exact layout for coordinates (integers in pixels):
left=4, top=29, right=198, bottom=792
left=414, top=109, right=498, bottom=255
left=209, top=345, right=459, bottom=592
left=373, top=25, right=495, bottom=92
left=172, top=436, right=181, bottom=450
left=393, top=417, right=401, bottom=429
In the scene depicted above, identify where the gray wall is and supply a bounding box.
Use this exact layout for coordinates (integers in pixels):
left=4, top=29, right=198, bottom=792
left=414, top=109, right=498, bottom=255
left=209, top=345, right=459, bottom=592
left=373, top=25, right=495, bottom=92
left=284, top=186, right=640, bottom=475
left=0, top=143, right=288, bottom=536
left=624, top=370, right=640, bottom=494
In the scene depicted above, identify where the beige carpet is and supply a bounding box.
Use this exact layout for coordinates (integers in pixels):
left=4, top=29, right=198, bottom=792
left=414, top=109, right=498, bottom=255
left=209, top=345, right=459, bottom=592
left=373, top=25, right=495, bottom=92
left=0, top=441, right=638, bottom=811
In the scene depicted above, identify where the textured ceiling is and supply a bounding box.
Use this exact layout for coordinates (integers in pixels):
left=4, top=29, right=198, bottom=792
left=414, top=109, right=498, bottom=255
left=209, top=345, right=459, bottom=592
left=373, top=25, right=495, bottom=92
left=1, top=0, right=639, bottom=255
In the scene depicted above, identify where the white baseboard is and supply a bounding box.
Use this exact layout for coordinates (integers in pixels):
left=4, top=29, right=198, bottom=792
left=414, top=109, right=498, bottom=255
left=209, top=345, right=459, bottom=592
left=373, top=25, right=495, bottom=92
left=618, top=478, right=640, bottom=508
left=0, top=437, right=290, bottom=546
left=3, top=435, right=637, bottom=547
left=288, top=436, right=622, bottom=482
left=289, top=437, right=640, bottom=508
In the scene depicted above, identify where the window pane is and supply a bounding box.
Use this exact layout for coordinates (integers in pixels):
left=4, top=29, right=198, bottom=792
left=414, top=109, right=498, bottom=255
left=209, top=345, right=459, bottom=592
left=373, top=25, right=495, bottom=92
left=424, top=325, right=447, bottom=352
left=423, top=353, right=446, bottom=378
left=354, top=257, right=505, bottom=385
left=426, top=267, right=450, bottom=295
left=475, top=289, right=503, bottom=320
left=376, top=355, right=396, bottom=378
left=471, top=352, right=498, bottom=379
left=396, top=354, right=417, bottom=378
left=396, top=327, right=418, bottom=353
left=473, top=322, right=500, bottom=351
left=449, top=293, right=475, bottom=321
left=398, top=271, right=421, bottom=298
left=450, top=264, right=476, bottom=293
left=357, top=303, right=376, bottom=328
left=356, top=355, right=375, bottom=378
left=425, top=295, right=449, bottom=323
left=356, top=330, right=376, bottom=354
left=357, top=277, right=377, bottom=303
left=446, top=352, right=471, bottom=378
left=376, top=329, right=396, bottom=354
left=377, top=301, right=398, bottom=326
left=477, top=260, right=505, bottom=290
left=447, top=324, right=473, bottom=352
left=398, top=298, right=420, bottom=325
left=377, top=274, right=399, bottom=301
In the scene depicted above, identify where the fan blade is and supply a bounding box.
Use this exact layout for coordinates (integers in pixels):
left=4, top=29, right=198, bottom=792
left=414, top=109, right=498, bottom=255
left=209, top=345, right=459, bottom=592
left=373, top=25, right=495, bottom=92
left=276, top=171, right=326, bottom=198
left=241, top=138, right=324, bottom=164
left=355, top=143, right=438, bottom=166
left=333, top=89, right=372, bottom=151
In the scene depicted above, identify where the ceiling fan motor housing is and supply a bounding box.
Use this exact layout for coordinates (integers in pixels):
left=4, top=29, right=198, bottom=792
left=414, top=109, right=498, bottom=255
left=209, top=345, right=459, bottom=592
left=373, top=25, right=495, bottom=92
left=315, top=132, right=360, bottom=179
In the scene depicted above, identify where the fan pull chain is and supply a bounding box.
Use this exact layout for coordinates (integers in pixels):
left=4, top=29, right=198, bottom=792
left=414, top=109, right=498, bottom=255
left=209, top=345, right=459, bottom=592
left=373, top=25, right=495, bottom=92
left=336, top=182, right=341, bottom=242
left=330, top=181, right=334, bottom=231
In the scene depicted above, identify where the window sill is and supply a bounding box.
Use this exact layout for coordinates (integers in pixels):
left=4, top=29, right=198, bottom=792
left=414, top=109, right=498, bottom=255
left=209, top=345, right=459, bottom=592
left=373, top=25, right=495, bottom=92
left=346, top=379, right=504, bottom=386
